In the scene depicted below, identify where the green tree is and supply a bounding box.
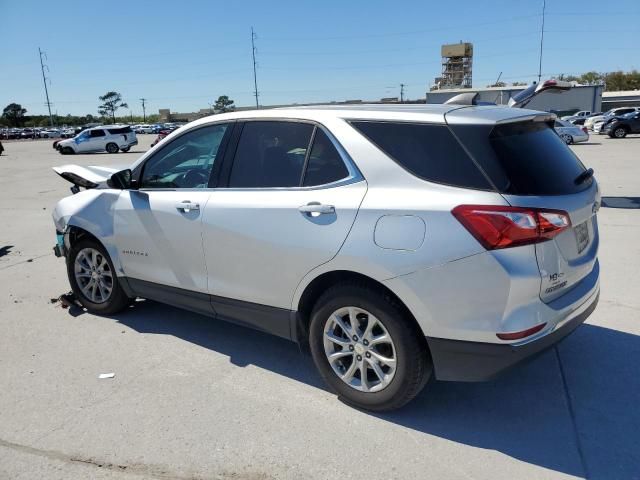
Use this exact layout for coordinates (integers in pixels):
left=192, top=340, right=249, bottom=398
left=2, top=103, right=28, bottom=127
left=213, top=95, right=235, bottom=113
left=487, top=81, right=506, bottom=88
left=604, top=70, right=640, bottom=91
left=98, top=91, right=128, bottom=123
left=511, top=81, right=528, bottom=86
left=579, top=71, right=603, bottom=85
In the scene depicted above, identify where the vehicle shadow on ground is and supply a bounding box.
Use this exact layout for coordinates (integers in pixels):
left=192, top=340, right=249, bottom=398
left=105, top=300, right=639, bottom=479
left=0, top=245, right=13, bottom=257
left=573, top=142, right=602, bottom=145
left=601, top=196, right=640, bottom=209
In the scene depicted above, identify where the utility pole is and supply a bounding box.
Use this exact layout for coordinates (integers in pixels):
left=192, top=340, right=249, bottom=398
left=400, top=83, right=405, bottom=103
left=251, top=27, right=259, bottom=109
left=140, top=98, right=147, bottom=122
left=38, top=48, right=54, bottom=127
left=537, top=0, right=546, bottom=83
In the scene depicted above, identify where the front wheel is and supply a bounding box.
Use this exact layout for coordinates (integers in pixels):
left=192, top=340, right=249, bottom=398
left=66, top=238, right=130, bottom=315
left=309, top=283, right=431, bottom=411
left=612, top=127, right=628, bottom=138
left=106, top=142, right=119, bottom=153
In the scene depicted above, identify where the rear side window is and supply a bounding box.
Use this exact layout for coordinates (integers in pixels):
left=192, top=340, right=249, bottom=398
left=350, top=121, right=491, bottom=190
left=303, top=129, right=350, bottom=187
left=229, top=121, right=314, bottom=188
left=107, top=127, right=132, bottom=134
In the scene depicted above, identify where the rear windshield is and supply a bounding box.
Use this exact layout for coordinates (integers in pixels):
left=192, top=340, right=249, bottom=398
left=449, top=121, right=591, bottom=196
left=350, top=121, right=491, bottom=190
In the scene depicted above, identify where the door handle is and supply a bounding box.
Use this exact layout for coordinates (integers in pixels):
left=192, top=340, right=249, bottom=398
left=176, top=201, right=200, bottom=213
left=298, top=203, right=335, bottom=215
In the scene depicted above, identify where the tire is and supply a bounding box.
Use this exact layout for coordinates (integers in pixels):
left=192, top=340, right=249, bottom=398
left=612, top=126, right=627, bottom=138
left=66, top=238, right=130, bottom=315
left=61, top=146, right=75, bottom=155
left=561, top=133, right=573, bottom=145
left=308, top=282, right=431, bottom=411
left=120, top=146, right=130, bottom=152
left=106, top=142, right=119, bottom=153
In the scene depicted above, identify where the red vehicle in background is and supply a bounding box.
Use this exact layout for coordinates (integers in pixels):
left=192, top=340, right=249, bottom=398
left=150, top=127, right=178, bottom=147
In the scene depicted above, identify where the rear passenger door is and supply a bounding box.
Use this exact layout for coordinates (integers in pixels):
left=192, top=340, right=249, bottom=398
left=202, top=120, right=367, bottom=316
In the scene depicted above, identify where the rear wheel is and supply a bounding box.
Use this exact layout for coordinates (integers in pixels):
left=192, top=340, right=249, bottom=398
left=560, top=133, right=573, bottom=144
left=309, top=283, right=431, bottom=411
left=66, top=238, right=130, bottom=315
left=106, top=142, right=119, bottom=153
left=612, top=126, right=628, bottom=138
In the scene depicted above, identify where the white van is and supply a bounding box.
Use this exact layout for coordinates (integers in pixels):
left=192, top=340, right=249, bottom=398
left=56, top=125, right=138, bottom=154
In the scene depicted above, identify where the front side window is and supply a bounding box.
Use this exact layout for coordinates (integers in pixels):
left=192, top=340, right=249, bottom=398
left=90, top=129, right=106, bottom=137
left=140, top=124, right=229, bottom=189
left=229, top=121, right=314, bottom=188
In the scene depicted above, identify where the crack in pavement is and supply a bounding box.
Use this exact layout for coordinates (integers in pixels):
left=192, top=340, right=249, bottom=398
left=0, top=437, right=275, bottom=480
left=554, top=346, right=590, bottom=479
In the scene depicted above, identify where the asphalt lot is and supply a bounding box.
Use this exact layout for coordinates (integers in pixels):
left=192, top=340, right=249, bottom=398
left=0, top=134, right=639, bottom=480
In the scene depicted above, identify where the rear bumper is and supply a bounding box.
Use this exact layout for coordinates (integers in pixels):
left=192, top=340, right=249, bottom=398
left=426, top=289, right=599, bottom=382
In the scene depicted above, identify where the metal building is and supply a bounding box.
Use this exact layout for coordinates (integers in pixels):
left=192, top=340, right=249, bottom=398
left=433, top=42, right=473, bottom=90
left=425, top=84, right=603, bottom=115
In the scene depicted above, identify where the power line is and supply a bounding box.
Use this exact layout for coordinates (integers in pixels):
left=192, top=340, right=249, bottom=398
left=38, top=47, right=54, bottom=127
left=251, top=27, right=260, bottom=109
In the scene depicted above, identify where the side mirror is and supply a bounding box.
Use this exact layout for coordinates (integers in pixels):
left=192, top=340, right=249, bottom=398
left=107, top=169, right=133, bottom=189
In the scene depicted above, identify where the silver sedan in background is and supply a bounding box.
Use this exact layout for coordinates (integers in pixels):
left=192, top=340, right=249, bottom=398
left=554, top=118, right=589, bottom=144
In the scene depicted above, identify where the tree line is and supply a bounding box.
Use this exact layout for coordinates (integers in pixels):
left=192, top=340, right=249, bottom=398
left=487, top=69, right=640, bottom=89
left=1, top=92, right=236, bottom=128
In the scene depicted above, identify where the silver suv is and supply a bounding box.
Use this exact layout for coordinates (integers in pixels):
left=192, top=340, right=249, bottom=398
left=52, top=105, right=600, bottom=411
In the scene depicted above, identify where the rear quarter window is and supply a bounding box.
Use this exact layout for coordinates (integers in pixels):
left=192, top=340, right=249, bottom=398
left=350, top=121, right=492, bottom=190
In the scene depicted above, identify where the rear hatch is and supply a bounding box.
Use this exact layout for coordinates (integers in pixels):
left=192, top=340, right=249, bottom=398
left=446, top=109, right=599, bottom=302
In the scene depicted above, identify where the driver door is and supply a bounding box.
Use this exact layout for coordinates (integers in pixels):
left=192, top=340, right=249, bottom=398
left=114, top=123, right=232, bottom=301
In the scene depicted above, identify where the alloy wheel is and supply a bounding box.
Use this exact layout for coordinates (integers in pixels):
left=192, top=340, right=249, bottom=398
left=323, top=306, right=397, bottom=393
left=74, top=247, right=113, bottom=304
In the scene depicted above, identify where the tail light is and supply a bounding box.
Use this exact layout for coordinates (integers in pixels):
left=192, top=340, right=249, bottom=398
left=452, top=205, right=571, bottom=250
left=582, top=126, right=588, bottom=134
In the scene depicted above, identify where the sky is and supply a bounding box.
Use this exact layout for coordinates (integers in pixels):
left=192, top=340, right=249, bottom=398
left=1, top=0, right=638, bottom=117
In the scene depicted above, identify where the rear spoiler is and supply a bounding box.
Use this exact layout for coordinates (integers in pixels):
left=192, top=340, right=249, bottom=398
left=507, top=80, right=572, bottom=108
left=444, top=79, right=572, bottom=109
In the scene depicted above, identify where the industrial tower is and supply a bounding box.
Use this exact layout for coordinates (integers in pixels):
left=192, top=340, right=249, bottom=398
left=433, top=42, right=473, bottom=90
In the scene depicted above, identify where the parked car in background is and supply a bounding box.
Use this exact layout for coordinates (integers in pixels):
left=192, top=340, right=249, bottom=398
left=20, top=128, right=36, bottom=139
left=135, top=125, right=154, bottom=134
left=554, top=119, right=589, bottom=144
left=55, top=125, right=138, bottom=154
left=51, top=104, right=600, bottom=411
left=40, top=129, right=62, bottom=139
left=585, top=107, right=640, bottom=131
left=603, top=111, right=640, bottom=138
left=561, top=110, right=591, bottom=121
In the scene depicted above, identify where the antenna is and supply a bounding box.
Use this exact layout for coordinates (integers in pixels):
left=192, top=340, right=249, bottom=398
left=538, top=0, right=546, bottom=83
left=251, top=27, right=259, bottom=109
left=38, top=48, right=54, bottom=127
